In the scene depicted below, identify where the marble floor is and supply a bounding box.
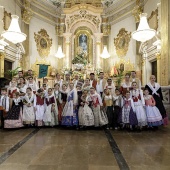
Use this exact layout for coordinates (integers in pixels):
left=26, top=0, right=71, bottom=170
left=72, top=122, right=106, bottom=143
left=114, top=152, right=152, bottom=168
left=0, top=126, right=170, bottom=170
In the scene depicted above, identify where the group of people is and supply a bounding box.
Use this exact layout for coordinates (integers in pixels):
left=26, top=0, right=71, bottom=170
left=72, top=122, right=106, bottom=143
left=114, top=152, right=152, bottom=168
left=0, top=69, right=168, bottom=131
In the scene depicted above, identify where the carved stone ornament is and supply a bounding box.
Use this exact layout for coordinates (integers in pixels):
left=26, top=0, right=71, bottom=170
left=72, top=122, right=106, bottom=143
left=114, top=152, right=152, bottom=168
left=21, top=8, right=33, bottom=24
left=3, top=10, right=11, bottom=30
left=114, top=28, right=131, bottom=57
left=34, top=29, right=52, bottom=58
left=66, top=10, right=101, bottom=31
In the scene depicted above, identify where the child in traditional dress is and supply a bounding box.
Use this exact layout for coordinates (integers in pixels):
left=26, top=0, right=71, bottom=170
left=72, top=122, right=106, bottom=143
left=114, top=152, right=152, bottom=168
left=78, top=90, right=94, bottom=128
left=54, top=83, right=62, bottom=124
left=113, top=89, right=122, bottom=129
left=131, top=82, right=147, bottom=129
left=144, top=88, right=163, bottom=128
left=34, top=88, right=45, bottom=127
left=18, top=77, right=27, bottom=98
left=7, top=80, right=19, bottom=108
left=103, top=88, right=114, bottom=129
left=89, top=87, right=108, bottom=127
left=43, top=88, right=58, bottom=126
left=121, top=91, right=138, bottom=129
left=61, top=83, right=79, bottom=127
left=4, top=92, right=23, bottom=128
left=23, top=87, right=35, bottom=126
left=0, top=88, right=9, bottom=128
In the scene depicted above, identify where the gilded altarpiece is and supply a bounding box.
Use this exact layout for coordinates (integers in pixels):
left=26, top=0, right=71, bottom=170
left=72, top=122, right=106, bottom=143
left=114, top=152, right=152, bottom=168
left=74, top=27, right=93, bottom=64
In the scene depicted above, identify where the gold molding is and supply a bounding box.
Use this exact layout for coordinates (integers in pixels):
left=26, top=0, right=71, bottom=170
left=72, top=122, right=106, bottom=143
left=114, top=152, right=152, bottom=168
left=34, top=29, right=52, bottom=58
left=148, top=9, right=158, bottom=30
left=114, top=28, right=131, bottom=57
left=21, top=8, right=33, bottom=24
left=3, top=10, right=11, bottom=30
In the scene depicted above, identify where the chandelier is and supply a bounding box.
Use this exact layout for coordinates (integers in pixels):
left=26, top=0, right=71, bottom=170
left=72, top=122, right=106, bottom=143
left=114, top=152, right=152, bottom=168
left=0, top=38, right=9, bottom=52
left=100, top=46, right=110, bottom=59
left=132, top=13, right=156, bottom=42
left=55, top=46, right=65, bottom=59
left=1, top=15, right=27, bottom=44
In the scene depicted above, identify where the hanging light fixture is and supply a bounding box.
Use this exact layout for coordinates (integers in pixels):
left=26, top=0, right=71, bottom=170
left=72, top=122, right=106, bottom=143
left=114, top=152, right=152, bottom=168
left=55, top=46, right=65, bottom=59
left=0, top=38, right=9, bottom=52
left=1, top=15, right=27, bottom=44
left=132, top=13, right=156, bottom=42
left=100, top=46, right=110, bottom=59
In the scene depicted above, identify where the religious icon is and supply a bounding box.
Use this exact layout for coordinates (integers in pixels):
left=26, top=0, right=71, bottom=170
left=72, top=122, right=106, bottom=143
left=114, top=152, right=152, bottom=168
left=79, top=34, right=87, bottom=52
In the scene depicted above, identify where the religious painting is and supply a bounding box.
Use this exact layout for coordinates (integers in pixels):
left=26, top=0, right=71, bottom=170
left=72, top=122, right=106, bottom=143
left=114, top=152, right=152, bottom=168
left=114, top=28, right=131, bottom=57
left=79, top=34, right=88, bottom=53
left=34, top=29, right=52, bottom=58
left=74, top=27, right=93, bottom=64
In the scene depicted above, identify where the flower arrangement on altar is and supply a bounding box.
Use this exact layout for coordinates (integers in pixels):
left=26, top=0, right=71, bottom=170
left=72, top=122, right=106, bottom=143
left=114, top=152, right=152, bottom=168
left=61, top=67, right=73, bottom=75
left=72, top=46, right=88, bottom=68
left=94, top=68, right=103, bottom=76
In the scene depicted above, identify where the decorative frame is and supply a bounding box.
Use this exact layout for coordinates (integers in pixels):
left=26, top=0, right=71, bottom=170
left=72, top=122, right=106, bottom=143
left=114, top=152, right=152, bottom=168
left=148, top=9, right=158, bottom=30
left=3, top=10, right=11, bottom=30
left=34, top=29, right=52, bottom=58
left=114, top=28, right=131, bottom=57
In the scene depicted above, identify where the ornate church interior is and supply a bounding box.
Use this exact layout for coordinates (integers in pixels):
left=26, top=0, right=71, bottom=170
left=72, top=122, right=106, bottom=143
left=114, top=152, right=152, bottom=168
left=0, top=0, right=170, bottom=170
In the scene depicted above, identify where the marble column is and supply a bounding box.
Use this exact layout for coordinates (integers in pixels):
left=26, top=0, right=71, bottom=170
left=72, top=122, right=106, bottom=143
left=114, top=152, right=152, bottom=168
left=0, top=52, right=5, bottom=77
left=156, top=53, right=161, bottom=84
left=94, top=33, right=103, bottom=69
left=63, top=33, right=72, bottom=68
left=161, top=0, right=170, bottom=85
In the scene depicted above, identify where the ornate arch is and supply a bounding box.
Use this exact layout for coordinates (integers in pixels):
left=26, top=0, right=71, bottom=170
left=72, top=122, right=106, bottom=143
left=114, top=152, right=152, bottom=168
left=65, top=9, right=101, bottom=33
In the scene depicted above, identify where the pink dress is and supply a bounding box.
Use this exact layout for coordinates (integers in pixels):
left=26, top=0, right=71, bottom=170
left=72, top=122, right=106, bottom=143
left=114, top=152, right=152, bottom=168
left=144, top=95, right=163, bottom=127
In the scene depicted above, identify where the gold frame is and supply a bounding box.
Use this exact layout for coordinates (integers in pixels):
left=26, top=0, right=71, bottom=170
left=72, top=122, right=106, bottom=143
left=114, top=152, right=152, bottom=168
left=148, top=9, right=158, bottom=30
left=74, top=27, right=93, bottom=63
left=114, top=28, right=131, bottom=57
left=34, top=29, right=52, bottom=58
left=3, top=10, right=11, bottom=30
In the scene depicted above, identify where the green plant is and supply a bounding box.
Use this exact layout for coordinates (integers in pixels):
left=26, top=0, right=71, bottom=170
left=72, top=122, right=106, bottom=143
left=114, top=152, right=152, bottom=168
left=116, top=70, right=124, bottom=88
left=5, top=67, right=20, bottom=79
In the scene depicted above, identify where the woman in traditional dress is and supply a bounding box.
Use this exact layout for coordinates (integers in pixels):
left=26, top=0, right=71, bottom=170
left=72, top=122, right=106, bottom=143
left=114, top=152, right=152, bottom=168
left=27, top=76, right=38, bottom=94
left=54, top=83, right=62, bottom=124
left=43, top=88, right=58, bottom=126
left=120, top=73, right=132, bottom=97
left=23, top=87, right=35, bottom=126
left=120, top=91, right=138, bottom=129
left=61, top=83, right=79, bottom=127
left=54, top=73, right=63, bottom=89
left=34, top=88, right=45, bottom=127
left=145, top=75, right=167, bottom=123
left=103, top=88, right=114, bottom=129
left=78, top=90, right=94, bottom=128
left=89, top=87, right=108, bottom=127
left=131, top=82, right=147, bottom=129
left=59, top=83, right=68, bottom=121
left=7, top=80, right=19, bottom=108
left=143, top=88, right=163, bottom=127
left=18, top=77, right=27, bottom=98
left=82, top=78, right=91, bottom=91
left=4, top=92, right=23, bottom=128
